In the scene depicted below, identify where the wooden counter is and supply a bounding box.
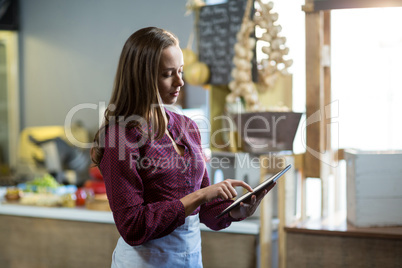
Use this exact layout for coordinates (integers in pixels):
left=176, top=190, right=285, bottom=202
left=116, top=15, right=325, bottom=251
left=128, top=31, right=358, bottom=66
left=0, top=214, right=120, bottom=267
left=285, top=213, right=402, bottom=268
left=0, top=204, right=263, bottom=268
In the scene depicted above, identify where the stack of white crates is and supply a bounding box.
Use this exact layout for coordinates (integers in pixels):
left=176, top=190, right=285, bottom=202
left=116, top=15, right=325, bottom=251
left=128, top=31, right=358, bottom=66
left=344, top=149, right=402, bottom=227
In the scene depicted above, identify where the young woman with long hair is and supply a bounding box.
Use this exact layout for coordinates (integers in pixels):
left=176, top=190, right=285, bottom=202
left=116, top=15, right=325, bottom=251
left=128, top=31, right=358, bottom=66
left=91, top=26, right=274, bottom=268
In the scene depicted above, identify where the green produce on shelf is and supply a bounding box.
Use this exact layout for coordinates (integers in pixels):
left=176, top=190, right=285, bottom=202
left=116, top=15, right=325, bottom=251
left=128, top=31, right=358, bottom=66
left=25, top=174, right=60, bottom=192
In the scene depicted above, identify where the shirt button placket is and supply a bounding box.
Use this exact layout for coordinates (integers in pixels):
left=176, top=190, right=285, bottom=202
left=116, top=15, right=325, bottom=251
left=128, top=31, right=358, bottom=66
left=185, top=150, right=192, bottom=192
left=188, top=156, right=193, bottom=189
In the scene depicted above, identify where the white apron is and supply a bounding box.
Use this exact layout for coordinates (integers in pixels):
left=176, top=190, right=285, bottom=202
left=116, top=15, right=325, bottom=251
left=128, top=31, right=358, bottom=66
left=111, top=215, right=203, bottom=268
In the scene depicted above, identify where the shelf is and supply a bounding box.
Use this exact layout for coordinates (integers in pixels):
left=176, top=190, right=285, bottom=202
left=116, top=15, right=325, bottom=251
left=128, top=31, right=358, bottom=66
left=0, top=203, right=114, bottom=224
left=285, top=212, right=402, bottom=240
left=0, top=203, right=273, bottom=235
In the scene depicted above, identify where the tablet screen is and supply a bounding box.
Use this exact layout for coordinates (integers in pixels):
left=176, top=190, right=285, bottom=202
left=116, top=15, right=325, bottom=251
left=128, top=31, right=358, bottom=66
left=215, top=164, right=291, bottom=219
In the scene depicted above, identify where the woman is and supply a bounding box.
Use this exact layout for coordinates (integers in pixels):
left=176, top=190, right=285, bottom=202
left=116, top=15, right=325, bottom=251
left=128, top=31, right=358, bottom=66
left=91, top=27, right=275, bottom=268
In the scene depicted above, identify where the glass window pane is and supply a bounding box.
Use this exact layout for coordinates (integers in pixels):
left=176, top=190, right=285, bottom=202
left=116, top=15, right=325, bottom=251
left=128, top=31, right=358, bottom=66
left=332, top=7, right=402, bottom=151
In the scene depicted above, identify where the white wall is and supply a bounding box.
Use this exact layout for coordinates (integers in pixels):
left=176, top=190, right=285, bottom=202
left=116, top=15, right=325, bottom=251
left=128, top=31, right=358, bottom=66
left=19, top=0, right=200, bottom=134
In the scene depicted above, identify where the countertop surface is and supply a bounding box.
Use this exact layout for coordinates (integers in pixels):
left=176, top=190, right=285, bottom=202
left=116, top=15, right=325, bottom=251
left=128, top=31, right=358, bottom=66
left=0, top=203, right=265, bottom=235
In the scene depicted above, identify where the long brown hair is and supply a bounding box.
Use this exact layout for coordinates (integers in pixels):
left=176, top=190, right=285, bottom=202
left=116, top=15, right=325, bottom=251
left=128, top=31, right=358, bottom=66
left=91, top=27, right=179, bottom=166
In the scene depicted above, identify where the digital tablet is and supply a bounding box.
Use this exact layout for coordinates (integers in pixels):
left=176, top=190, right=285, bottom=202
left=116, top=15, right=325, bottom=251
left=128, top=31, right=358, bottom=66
left=215, top=164, right=292, bottom=219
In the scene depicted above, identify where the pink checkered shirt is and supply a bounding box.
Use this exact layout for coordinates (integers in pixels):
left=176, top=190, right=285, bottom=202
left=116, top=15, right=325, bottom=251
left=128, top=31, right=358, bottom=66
left=99, top=109, right=239, bottom=246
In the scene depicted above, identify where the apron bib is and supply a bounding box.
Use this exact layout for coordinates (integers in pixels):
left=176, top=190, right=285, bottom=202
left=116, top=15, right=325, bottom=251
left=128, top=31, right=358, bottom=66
left=111, top=215, right=202, bottom=268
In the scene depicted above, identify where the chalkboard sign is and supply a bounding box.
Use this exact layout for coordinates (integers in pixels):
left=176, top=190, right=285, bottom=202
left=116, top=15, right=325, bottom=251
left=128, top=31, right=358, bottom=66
left=198, top=0, right=256, bottom=85
left=0, top=0, right=19, bottom=30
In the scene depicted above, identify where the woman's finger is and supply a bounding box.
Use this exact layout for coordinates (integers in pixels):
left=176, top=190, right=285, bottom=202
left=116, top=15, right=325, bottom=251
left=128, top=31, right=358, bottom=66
left=223, top=185, right=236, bottom=199
left=256, top=189, right=268, bottom=199
left=229, top=180, right=253, bottom=192
left=219, top=182, right=236, bottom=199
left=254, top=182, right=276, bottom=201
left=218, top=189, right=229, bottom=200
left=226, top=181, right=239, bottom=198
left=251, top=195, right=257, bottom=204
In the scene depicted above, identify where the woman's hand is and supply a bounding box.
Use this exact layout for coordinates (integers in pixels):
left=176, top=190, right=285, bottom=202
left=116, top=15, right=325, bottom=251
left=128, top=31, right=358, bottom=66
left=180, top=179, right=253, bottom=217
left=199, top=179, right=253, bottom=203
left=229, top=182, right=276, bottom=220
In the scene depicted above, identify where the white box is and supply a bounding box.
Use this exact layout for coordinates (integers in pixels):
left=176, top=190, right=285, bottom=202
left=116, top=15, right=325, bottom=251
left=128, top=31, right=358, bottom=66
left=345, top=149, right=402, bottom=227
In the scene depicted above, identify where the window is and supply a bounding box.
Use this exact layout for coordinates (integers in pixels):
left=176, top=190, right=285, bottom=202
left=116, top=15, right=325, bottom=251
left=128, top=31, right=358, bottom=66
left=332, top=7, right=402, bottom=151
